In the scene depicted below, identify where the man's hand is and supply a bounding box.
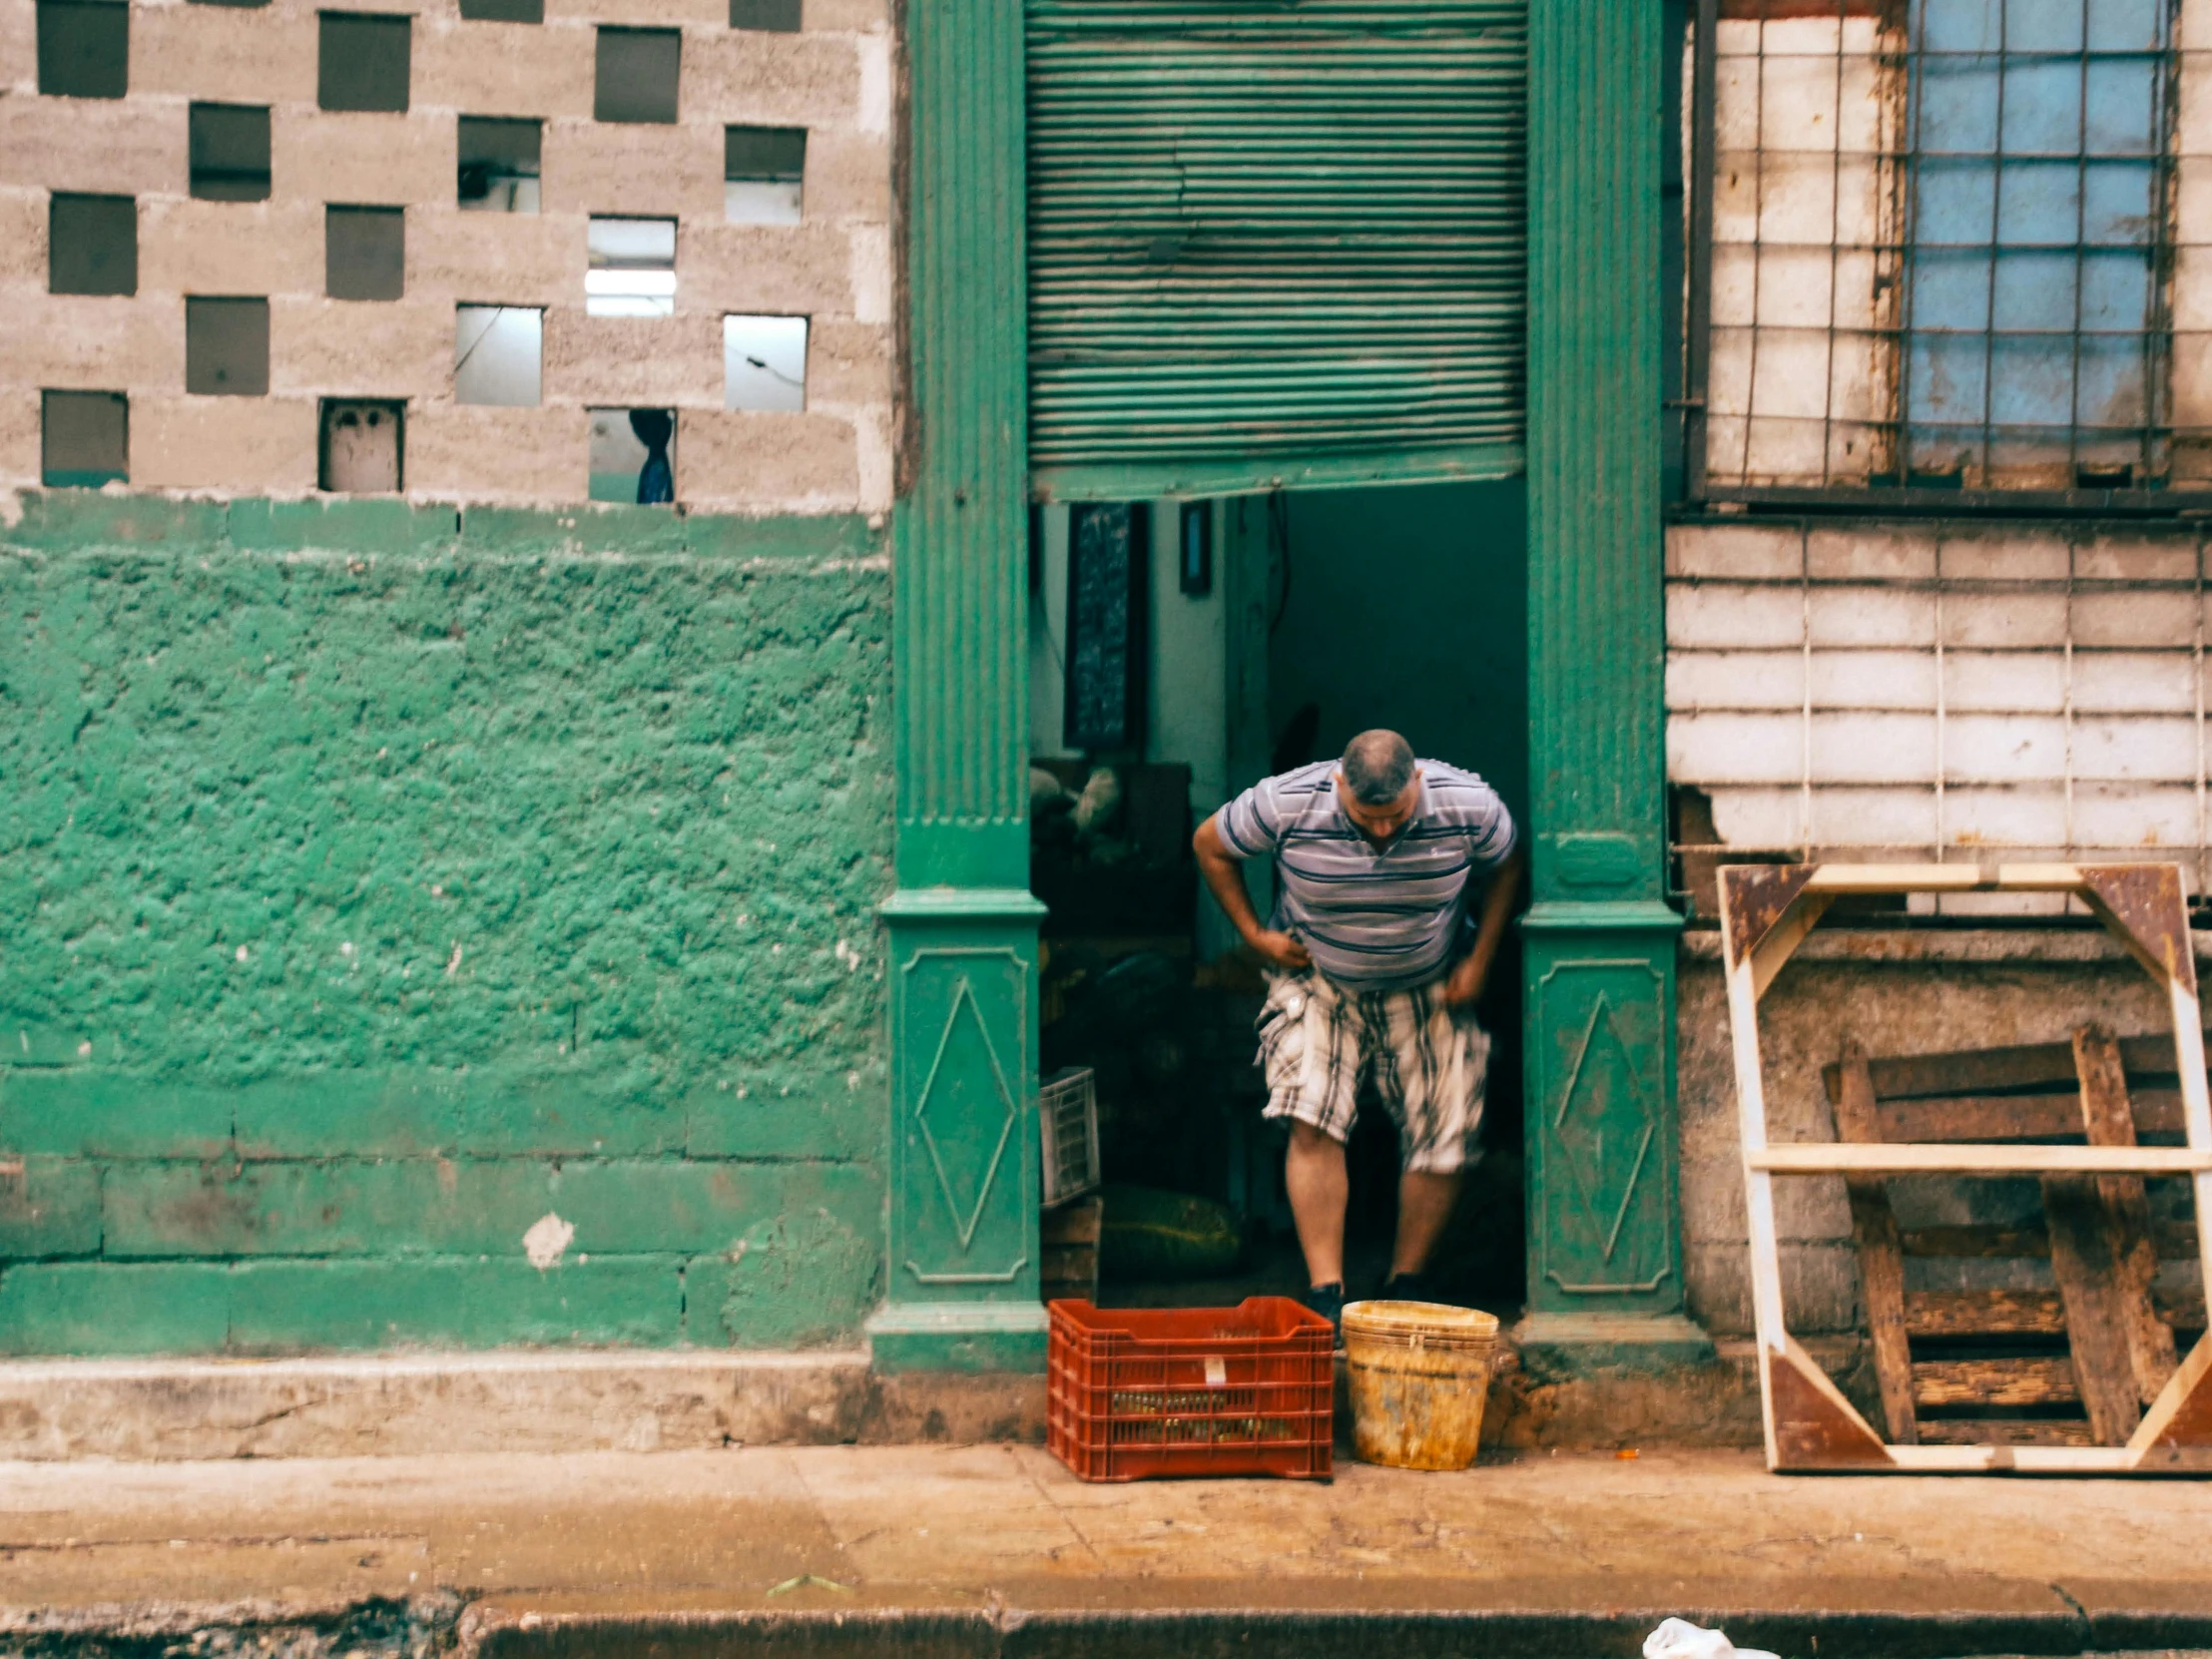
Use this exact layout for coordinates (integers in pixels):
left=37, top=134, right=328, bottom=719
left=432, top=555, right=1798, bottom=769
left=1249, top=928, right=1312, bottom=972
left=1442, top=842, right=1527, bottom=1010
left=1441, top=950, right=1488, bottom=1008
left=1194, top=813, right=1309, bottom=974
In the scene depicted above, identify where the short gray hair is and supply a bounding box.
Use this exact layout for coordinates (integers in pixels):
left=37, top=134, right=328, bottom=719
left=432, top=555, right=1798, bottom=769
left=1340, top=730, right=1415, bottom=806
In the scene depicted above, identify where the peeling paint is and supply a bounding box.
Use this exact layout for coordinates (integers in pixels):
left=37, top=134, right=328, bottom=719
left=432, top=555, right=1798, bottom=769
left=523, top=1213, right=576, bottom=1272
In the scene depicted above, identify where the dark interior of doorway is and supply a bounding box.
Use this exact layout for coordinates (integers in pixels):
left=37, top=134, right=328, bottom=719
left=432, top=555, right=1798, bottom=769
left=1036, top=478, right=1529, bottom=1321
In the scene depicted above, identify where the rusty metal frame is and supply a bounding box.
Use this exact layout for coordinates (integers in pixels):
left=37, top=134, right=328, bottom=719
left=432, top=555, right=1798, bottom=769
left=1717, top=860, right=2212, bottom=1473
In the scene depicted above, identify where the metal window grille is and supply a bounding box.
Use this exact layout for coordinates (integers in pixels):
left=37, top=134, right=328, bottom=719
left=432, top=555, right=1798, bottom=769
left=1682, top=0, right=2205, bottom=514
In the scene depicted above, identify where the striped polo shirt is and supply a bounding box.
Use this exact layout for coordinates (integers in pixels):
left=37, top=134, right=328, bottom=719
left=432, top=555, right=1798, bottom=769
left=1216, top=760, right=1517, bottom=992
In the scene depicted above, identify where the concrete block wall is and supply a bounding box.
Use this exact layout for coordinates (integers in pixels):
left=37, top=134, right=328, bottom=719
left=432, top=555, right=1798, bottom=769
left=0, top=0, right=893, bottom=512
left=0, top=496, right=893, bottom=1355
left=1667, top=518, right=2211, bottom=907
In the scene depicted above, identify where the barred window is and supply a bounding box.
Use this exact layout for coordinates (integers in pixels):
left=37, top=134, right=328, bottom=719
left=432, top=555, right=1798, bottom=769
left=1683, top=0, right=2201, bottom=510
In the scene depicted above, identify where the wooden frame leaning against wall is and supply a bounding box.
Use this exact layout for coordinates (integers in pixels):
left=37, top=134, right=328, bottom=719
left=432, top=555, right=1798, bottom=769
left=1717, top=859, right=2212, bottom=1474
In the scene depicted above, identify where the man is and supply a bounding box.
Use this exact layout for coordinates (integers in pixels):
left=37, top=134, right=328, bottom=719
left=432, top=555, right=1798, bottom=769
left=1193, top=729, right=1523, bottom=1333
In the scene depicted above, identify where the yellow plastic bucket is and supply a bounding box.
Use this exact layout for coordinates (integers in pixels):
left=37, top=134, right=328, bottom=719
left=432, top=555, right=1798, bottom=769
left=1341, top=1300, right=1499, bottom=1470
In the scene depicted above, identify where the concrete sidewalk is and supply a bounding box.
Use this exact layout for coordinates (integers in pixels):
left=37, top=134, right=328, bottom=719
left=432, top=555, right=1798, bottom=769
left=2, top=1445, right=2210, bottom=1656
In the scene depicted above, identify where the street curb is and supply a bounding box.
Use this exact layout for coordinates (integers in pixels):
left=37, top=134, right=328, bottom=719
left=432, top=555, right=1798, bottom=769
left=463, top=1601, right=2212, bottom=1659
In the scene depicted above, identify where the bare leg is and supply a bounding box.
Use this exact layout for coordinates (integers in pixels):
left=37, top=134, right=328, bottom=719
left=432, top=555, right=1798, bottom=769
left=1284, top=1120, right=1349, bottom=1287
left=1389, top=1170, right=1463, bottom=1277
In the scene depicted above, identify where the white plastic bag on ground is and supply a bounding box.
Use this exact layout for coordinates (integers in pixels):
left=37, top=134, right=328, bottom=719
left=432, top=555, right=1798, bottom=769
left=1643, top=1616, right=1782, bottom=1659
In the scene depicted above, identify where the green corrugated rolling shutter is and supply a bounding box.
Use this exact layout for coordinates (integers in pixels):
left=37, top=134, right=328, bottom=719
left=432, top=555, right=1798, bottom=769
left=1025, top=0, right=1527, bottom=500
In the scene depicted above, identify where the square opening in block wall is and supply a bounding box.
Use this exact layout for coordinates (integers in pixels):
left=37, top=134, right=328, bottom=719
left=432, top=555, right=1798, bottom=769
left=594, top=28, right=679, bottom=125
left=458, top=118, right=542, bottom=213
left=41, top=391, right=127, bottom=486
left=459, top=0, right=541, bottom=20
left=724, top=314, right=806, bottom=411
left=190, top=104, right=272, bottom=201
left=587, top=218, right=675, bottom=316
left=186, top=296, right=270, bottom=395
left=320, top=399, right=403, bottom=492
left=726, top=128, right=805, bottom=225
left=37, top=0, right=127, bottom=98
left=590, top=408, right=674, bottom=503
left=455, top=305, right=542, bottom=405
left=49, top=194, right=136, bottom=295
left=319, top=13, right=411, bottom=113
left=730, top=0, right=800, bottom=30
left=326, top=206, right=405, bottom=300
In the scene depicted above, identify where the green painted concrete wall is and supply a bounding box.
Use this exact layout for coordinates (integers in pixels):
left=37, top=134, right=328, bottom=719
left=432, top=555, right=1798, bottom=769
left=0, top=492, right=893, bottom=1356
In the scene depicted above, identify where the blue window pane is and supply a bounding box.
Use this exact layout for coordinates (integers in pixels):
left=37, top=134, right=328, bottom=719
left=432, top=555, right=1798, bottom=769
left=2078, top=251, right=2152, bottom=330
left=1991, top=252, right=2076, bottom=329
left=1908, top=423, right=1988, bottom=474
left=1913, top=250, right=1997, bottom=329
left=1910, top=331, right=1992, bottom=426
left=1995, top=160, right=2078, bottom=244
left=2082, top=162, right=2155, bottom=246
left=1988, top=335, right=2078, bottom=426
left=1917, top=58, right=2001, bottom=153
left=2003, top=0, right=2082, bottom=53
left=1905, top=0, right=2168, bottom=474
left=1916, top=159, right=1997, bottom=243
left=1919, top=0, right=2002, bottom=55
left=2085, top=0, right=2164, bottom=54
left=2084, top=59, right=2160, bottom=155
left=1999, top=59, right=2079, bottom=155
left=2075, top=335, right=2152, bottom=428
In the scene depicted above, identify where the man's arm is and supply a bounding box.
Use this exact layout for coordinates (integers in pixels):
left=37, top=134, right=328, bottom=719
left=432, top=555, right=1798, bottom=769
left=1193, top=813, right=1311, bottom=972
left=1442, top=840, right=1526, bottom=1007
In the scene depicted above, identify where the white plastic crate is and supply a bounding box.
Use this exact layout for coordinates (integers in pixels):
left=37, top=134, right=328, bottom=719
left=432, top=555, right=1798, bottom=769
left=1039, top=1065, right=1100, bottom=1207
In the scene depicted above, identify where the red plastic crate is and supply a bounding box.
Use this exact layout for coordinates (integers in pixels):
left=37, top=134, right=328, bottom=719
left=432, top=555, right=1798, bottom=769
left=1046, top=1297, right=1336, bottom=1481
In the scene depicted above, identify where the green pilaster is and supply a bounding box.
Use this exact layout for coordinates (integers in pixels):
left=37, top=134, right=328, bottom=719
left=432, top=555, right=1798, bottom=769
left=1519, top=0, right=1708, bottom=1373
left=867, top=0, right=1047, bottom=1372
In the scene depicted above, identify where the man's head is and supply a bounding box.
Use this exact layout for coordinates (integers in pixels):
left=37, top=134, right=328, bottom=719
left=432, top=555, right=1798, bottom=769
left=1335, top=729, right=1419, bottom=840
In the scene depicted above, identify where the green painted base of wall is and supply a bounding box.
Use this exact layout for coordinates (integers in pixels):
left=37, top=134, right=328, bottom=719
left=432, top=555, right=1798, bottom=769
left=0, top=491, right=895, bottom=1357
left=1512, top=1312, right=1718, bottom=1381
left=1522, top=904, right=1689, bottom=1325
left=866, top=1302, right=1048, bottom=1374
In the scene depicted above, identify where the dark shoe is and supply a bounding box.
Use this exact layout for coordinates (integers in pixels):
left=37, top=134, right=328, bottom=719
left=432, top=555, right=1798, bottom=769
left=1382, top=1270, right=1453, bottom=1306
left=1301, top=1282, right=1345, bottom=1343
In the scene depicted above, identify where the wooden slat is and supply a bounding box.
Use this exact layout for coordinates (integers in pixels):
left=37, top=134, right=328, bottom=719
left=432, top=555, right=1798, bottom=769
left=1914, top=1357, right=2080, bottom=1408
left=1916, top=1417, right=2096, bottom=1448
left=1854, top=1040, right=2083, bottom=1104
left=1874, top=1089, right=2186, bottom=1143
left=2044, top=1169, right=2144, bottom=1439
left=1900, top=1222, right=2200, bottom=1261
left=1835, top=1056, right=1917, bottom=1443
left=1825, top=1030, right=2205, bottom=1107
left=1903, top=1225, right=2052, bottom=1259
left=1906, top=1289, right=2065, bottom=1337
left=2156, top=1283, right=2208, bottom=1331
left=2074, top=1026, right=2180, bottom=1406
left=1801, top=864, right=1983, bottom=895
left=1753, top=1145, right=2212, bottom=1175
left=1903, top=1287, right=2207, bottom=1337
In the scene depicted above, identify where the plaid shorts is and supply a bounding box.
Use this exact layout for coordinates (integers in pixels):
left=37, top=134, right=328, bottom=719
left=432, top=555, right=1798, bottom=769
left=1254, top=969, right=1489, bottom=1174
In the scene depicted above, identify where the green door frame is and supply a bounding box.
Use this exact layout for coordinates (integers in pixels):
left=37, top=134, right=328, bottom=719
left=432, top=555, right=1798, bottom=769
left=875, top=0, right=1707, bottom=1375
left=1517, top=0, right=1709, bottom=1374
